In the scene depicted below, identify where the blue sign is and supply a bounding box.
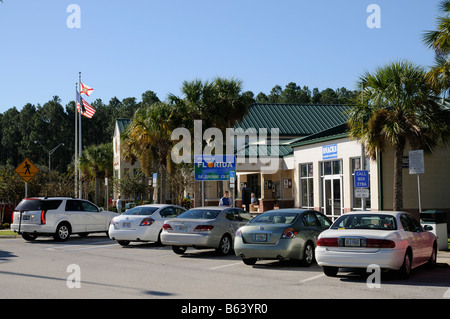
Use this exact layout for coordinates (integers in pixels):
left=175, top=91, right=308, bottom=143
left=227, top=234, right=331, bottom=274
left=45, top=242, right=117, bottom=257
left=354, top=170, right=369, bottom=188
left=194, top=155, right=236, bottom=181
left=322, top=144, right=337, bottom=160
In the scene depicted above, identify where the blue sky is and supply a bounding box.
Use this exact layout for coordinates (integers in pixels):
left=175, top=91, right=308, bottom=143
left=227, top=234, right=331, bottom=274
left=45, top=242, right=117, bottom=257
left=0, top=0, right=442, bottom=113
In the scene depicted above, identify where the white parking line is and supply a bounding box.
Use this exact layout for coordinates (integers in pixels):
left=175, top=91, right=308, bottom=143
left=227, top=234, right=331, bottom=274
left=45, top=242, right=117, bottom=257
left=209, top=262, right=242, bottom=270
left=45, top=241, right=118, bottom=251
left=298, top=273, right=325, bottom=284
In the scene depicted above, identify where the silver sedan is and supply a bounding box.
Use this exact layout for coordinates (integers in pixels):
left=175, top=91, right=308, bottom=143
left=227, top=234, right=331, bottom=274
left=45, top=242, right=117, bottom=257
left=161, top=206, right=252, bottom=255
left=234, top=209, right=332, bottom=266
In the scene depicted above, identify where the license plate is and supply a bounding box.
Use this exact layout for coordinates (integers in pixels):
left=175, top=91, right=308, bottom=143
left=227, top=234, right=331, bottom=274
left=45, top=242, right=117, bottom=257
left=22, top=215, right=30, bottom=220
left=254, top=233, right=267, bottom=242
left=177, top=225, right=188, bottom=232
left=122, top=222, right=131, bottom=228
left=345, top=238, right=361, bottom=247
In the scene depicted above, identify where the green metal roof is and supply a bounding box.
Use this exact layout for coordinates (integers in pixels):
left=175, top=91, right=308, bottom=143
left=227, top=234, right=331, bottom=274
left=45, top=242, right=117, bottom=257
left=289, top=123, right=349, bottom=148
left=235, top=103, right=349, bottom=137
left=116, top=118, right=131, bottom=134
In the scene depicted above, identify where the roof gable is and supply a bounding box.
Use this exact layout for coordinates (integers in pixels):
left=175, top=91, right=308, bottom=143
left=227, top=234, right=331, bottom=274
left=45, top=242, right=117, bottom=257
left=235, top=103, right=349, bottom=136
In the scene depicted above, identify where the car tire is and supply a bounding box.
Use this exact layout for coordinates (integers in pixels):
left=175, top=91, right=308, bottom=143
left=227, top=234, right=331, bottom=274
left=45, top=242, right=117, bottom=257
left=426, top=244, right=437, bottom=268
left=216, top=234, right=232, bottom=256
left=118, top=240, right=130, bottom=246
left=398, top=251, right=412, bottom=279
left=22, top=233, right=38, bottom=241
left=53, top=222, right=71, bottom=241
left=300, top=241, right=315, bottom=267
left=323, top=266, right=339, bottom=277
left=242, top=258, right=257, bottom=265
left=172, top=246, right=187, bottom=255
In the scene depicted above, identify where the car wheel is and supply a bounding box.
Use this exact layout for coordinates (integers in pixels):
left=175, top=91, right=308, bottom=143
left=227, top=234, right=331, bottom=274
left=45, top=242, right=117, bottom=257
left=300, top=241, right=315, bottom=267
left=118, top=240, right=130, bottom=246
left=323, top=266, right=339, bottom=277
left=242, top=258, right=257, bottom=265
left=398, top=251, right=412, bottom=279
left=54, top=223, right=71, bottom=241
left=426, top=244, right=437, bottom=268
left=216, top=234, right=232, bottom=255
left=22, top=233, right=38, bottom=241
left=172, top=246, right=187, bottom=255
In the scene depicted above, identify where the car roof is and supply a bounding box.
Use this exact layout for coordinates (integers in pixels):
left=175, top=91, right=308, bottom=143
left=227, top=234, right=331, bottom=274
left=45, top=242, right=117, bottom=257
left=262, top=209, right=312, bottom=214
left=189, top=206, right=242, bottom=210
left=343, top=211, right=405, bottom=217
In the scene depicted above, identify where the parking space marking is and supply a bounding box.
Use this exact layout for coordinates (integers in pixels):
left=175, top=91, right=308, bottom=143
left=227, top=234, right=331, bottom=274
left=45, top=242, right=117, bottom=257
left=45, top=241, right=119, bottom=251
left=298, top=273, right=325, bottom=284
left=209, top=262, right=242, bottom=270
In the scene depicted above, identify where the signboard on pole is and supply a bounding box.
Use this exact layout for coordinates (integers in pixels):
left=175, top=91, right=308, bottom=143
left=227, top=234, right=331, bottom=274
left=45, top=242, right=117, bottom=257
left=15, top=158, right=39, bottom=183
left=409, top=150, right=424, bottom=174
left=194, top=155, right=236, bottom=181
left=354, top=170, right=369, bottom=188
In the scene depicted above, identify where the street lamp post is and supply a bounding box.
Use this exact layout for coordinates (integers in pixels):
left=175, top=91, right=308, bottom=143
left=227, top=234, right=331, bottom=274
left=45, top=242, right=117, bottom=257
left=34, top=141, right=65, bottom=170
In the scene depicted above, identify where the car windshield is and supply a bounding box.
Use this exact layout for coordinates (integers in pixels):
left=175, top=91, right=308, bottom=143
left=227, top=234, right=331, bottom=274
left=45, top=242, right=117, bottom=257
left=331, top=214, right=397, bottom=230
left=177, top=209, right=221, bottom=220
left=122, top=206, right=159, bottom=216
left=250, top=212, right=299, bottom=224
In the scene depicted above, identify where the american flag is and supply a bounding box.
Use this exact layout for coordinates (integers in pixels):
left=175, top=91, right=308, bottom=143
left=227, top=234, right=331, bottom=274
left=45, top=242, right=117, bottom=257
left=76, top=90, right=96, bottom=118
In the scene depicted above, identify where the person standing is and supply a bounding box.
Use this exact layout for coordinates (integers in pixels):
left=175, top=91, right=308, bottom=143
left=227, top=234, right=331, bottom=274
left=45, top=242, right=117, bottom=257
left=219, top=191, right=230, bottom=207
left=116, top=196, right=122, bottom=213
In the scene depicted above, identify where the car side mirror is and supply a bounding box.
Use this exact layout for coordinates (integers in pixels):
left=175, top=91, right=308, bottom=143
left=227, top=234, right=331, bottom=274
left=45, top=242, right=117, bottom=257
left=99, top=207, right=103, bottom=212
left=423, top=225, right=433, bottom=231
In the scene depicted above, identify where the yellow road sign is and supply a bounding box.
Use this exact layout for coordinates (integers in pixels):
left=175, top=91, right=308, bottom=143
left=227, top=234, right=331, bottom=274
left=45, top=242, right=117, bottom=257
left=15, top=158, right=39, bottom=182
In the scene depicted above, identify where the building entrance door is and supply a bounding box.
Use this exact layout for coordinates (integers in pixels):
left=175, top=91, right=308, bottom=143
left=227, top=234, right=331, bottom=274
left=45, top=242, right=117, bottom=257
left=323, top=175, right=343, bottom=220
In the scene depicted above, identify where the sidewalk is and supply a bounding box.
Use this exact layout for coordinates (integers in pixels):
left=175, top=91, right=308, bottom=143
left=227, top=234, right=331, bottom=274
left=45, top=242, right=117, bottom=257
left=437, top=250, right=450, bottom=266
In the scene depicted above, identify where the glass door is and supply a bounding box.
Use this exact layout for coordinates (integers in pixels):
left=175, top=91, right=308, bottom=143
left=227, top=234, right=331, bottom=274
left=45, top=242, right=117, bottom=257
left=322, top=176, right=343, bottom=220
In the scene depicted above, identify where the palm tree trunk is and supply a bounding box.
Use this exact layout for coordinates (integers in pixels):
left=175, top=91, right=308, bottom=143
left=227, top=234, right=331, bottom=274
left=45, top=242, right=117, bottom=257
left=393, top=144, right=404, bottom=211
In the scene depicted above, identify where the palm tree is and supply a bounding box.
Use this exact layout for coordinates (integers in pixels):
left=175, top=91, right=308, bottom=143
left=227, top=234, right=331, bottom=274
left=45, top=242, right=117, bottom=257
left=423, top=0, right=450, bottom=97
left=79, top=143, right=113, bottom=206
left=123, top=102, right=174, bottom=204
left=422, top=0, right=450, bottom=56
left=348, top=60, right=450, bottom=211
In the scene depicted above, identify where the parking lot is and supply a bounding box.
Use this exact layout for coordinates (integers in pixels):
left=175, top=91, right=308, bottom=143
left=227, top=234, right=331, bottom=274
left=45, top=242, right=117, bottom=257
left=1, top=234, right=449, bottom=301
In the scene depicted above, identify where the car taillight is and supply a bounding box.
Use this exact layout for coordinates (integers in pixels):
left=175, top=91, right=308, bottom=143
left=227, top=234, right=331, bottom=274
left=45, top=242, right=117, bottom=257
left=140, top=218, right=155, bottom=226
left=317, top=238, right=338, bottom=247
left=281, top=228, right=298, bottom=239
left=12, top=211, right=17, bottom=223
left=41, top=210, right=47, bottom=225
left=162, top=223, right=172, bottom=230
left=194, top=225, right=214, bottom=231
left=366, top=239, right=396, bottom=248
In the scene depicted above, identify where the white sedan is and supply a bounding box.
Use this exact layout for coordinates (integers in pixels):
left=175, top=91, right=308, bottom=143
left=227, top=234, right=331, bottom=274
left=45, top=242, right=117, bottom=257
left=109, top=204, right=186, bottom=246
left=315, top=211, right=437, bottom=278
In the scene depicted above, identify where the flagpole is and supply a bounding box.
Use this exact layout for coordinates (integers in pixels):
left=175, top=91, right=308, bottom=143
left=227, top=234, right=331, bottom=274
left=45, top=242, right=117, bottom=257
left=75, top=82, right=78, bottom=198
left=78, top=72, right=82, bottom=198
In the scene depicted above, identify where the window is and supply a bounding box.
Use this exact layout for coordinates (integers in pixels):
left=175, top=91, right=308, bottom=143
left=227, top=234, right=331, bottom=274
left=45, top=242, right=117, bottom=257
left=301, top=211, right=321, bottom=227
left=400, top=214, right=422, bottom=232
left=80, top=201, right=99, bottom=212
left=300, top=163, right=314, bottom=208
left=331, top=214, right=397, bottom=230
left=66, top=200, right=82, bottom=211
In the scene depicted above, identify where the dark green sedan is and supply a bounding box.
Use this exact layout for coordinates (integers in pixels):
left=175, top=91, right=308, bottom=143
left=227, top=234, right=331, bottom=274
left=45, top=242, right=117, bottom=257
left=234, top=209, right=332, bottom=266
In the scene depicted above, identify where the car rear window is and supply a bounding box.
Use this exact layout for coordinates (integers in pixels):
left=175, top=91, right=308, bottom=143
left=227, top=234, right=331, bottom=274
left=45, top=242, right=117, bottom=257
left=15, top=199, right=62, bottom=211
left=331, top=214, right=397, bottom=230
left=122, top=206, right=159, bottom=216
left=250, top=212, right=299, bottom=224
left=177, top=209, right=221, bottom=219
